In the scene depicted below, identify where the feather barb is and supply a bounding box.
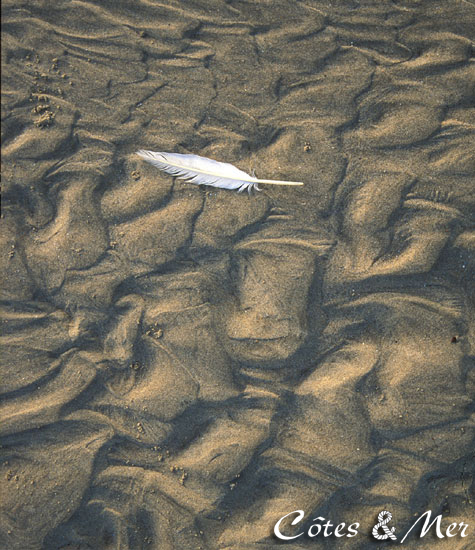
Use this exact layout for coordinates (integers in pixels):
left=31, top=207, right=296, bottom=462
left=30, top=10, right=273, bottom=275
left=137, top=150, right=304, bottom=192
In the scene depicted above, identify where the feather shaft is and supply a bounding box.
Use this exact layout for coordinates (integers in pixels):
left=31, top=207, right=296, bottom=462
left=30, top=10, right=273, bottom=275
left=136, top=150, right=304, bottom=192
left=251, top=178, right=304, bottom=186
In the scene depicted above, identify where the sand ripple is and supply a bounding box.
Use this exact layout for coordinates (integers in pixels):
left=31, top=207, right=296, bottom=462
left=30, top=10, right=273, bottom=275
left=1, top=1, right=474, bottom=548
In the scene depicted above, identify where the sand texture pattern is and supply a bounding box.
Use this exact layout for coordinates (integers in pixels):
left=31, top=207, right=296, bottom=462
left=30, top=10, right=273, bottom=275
left=1, top=1, right=474, bottom=549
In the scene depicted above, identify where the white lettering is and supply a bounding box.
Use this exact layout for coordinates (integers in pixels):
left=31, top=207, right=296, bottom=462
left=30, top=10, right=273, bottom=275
left=274, top=510, right=305, bottom=541
left=400, top=511, right=444, bottom=543
left=459, top=522, right=469, bottom=537
left=335, top=523, right=346, bottom=537
left=446, top=522, right=458, bottom=537
left=307, top=517, right=325, bottom=537
left=347, top=523, right=360, bottom=537
left=323, top=519, right=334, bottom=536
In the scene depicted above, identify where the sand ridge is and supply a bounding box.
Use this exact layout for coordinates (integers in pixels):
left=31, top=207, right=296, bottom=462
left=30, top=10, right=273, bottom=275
left=1, top=1, right=474, bottom=549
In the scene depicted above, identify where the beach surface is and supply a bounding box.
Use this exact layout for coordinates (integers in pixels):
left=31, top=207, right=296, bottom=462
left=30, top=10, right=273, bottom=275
left=1, top=1, right=474, bottom=549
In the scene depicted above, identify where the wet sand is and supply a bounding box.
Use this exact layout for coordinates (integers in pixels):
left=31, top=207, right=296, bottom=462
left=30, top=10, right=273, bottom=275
left=1, top=1, right=474, bottom=549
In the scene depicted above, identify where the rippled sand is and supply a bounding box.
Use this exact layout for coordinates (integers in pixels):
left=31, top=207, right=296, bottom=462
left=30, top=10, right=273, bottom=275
left=1, top=1, right=474, bottom=549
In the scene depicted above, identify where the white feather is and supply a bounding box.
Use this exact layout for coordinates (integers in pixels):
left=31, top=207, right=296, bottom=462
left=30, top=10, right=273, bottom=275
left=137, top=150, right=303, bottom=194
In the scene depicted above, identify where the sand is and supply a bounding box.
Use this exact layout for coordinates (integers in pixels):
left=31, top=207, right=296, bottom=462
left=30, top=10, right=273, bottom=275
left=1, top=1, right=474, bottom=549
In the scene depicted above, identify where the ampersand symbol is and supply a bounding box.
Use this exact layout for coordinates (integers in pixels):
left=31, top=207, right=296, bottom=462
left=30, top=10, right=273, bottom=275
left=372, top=510, right=397, bottom=541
